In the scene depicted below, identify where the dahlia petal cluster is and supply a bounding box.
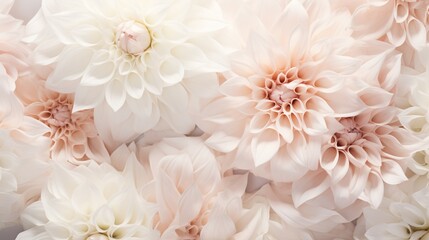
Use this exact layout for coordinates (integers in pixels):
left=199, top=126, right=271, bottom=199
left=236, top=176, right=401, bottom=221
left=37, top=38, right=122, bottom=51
left=3, top=0, right=429, bottom=239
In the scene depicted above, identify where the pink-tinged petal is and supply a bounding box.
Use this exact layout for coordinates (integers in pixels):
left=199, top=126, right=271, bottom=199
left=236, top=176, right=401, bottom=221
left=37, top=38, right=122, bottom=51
left=273, top=0, right=309, bottom=61
left=292, top=170, right=330, bottom=207
left=319, top=90, right=366, bottom=117
left=363, top=172, right=384, bottom=208
left=249, top=112, right=271, bottom=133
left=330, top=151, right=350, bottom=184
left=46, top=47, right=93, bottom=93
left=331, top=165, right=370, bottom=209
left=387, top=22, right=406, bottom=47
left=275, top=114, right=293, bottom=143
left=200, top=208, right=236, bottom=240
left=380, top=160, right=407, bottom=185
left=320, top=147, right=338, bottom=171
left=302, top=110, right=328, bottom=135
left=176, top=185, right=203, bottom=226
left=220, top=76, right=252, bottom=97
left=251, top=129, right=280, bottom=166
left=156, top=170, right=181, bottom=226
left=205, top=131, right=241, bottom=153
left=358, top=87, right=392, bottom=109
left=406, top=17, right=426, bottom=50
left=269, top=147, right=308, bottom=182
left=248, top=32, right=276, bottom=74
left=288, top=135, right=321, bottom=171
left=352, top=1, right=394, bottom=40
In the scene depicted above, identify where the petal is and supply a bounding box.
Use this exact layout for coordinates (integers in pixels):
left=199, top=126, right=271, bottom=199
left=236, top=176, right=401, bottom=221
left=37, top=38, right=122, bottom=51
left=292, top=170, right=330, bottom=207
left=176, top=185, right=203, bottom=226
left=81, top=60, right=115, bottom=87
left=406, top=17, right=426, bottom=50
left=46, top=47, right=93, bottom=93
left=105, top=79, right=126, bottom=112
left=380, top=160, right=407, bottom=184
left=125, top=72, right=145, bottom=99
left=159, top=56, right=184, bottom=86
left=251, top=129, right=280, bottom=166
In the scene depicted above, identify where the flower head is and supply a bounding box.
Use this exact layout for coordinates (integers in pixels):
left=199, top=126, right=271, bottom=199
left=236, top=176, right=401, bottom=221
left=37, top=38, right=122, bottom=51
left=15, top=74, right=109, bottom=165
left=18, top=160, right=160, bottom=240
left=199, top=0, right=395, bottom=182
left=354, top=176, right=429, bottom=240
left=27, top=0, right=229, bottom=150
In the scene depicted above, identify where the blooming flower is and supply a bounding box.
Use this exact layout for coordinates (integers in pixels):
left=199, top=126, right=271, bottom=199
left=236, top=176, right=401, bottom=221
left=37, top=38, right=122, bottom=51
left=27, top=0, right=229, bottom=150
left=141, top=137, right=246, bottom=240
left=15, top=74, right=109, bottom=166
left=351, top=0, right=429, bottom=66
left=198, top=0, right=395, bottom=182
left=17, top=159, right=160, bottom=240
left=288, top=50, right=418, bottom=211
left=354, top=176, right=429, bottom=240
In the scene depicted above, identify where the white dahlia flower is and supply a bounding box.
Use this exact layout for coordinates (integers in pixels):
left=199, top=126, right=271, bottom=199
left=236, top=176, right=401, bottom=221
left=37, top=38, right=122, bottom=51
left=354, top=176, right=429, bottom=240
left=198, top=0, right=396, bottom=181
left=17, top=160, right=160, bottom=240
left=396, top=48, right=429, bottom=176
left=27, top=0, right=229, bottom=150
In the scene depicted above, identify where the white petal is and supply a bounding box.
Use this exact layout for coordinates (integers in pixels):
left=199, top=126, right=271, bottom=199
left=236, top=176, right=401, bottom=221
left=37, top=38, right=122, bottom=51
left=159, top=57, right=184, bottom=86
left=105, top=79, right=126, bottom=112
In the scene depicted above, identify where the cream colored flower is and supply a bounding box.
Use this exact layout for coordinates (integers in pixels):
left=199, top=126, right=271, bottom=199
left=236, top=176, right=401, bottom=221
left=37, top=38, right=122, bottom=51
left=15, top=74, right=109, bottom=166
left=354, top=176, right=429, bottom=240
left=17, top=160, right=160, bottom=240
left=26, top=0, right=229, bottom=150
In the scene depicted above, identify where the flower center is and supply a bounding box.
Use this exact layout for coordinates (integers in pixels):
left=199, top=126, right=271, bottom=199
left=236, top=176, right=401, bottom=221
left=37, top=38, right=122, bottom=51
left=269, top=84, right=298, bottom=105
left=47, top=105, right=71, bottom=127
left=86, top=234, right=109, bottom=240
left=116, top=20, right=151, bottom=55
left=335, top=118, right=362, bottom=146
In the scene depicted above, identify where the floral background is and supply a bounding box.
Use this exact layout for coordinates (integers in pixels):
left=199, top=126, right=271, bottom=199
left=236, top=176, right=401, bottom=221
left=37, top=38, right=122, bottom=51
left=2, top=0, right=429, bottom=239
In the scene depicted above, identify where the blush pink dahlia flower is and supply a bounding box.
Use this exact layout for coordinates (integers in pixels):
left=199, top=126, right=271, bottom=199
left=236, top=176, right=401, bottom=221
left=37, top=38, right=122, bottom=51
left=142, top=137, right=247, bottom=240
left=198, top=0, right=398, bottom=182
left=15, top=74, right=109, bottom=166
left=287, top=51, right=419, bottom=212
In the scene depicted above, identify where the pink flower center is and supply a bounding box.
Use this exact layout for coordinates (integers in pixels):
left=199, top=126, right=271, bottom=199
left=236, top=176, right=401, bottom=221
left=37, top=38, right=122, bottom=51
left=269, top=84, right=298, bottom=105
left=335, top=118, right=362, bottom=146
left=47, top=105, right=71, bottom=127
left=116, top=20, right=151, bottom=55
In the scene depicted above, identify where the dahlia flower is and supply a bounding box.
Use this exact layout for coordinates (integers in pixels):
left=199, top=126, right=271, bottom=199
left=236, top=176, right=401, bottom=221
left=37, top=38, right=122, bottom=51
left=288, top=50, right=418, bottom=211
left=198, top=0, right=396, bottom=181
left=354, top=176, right=429, bottom=240
left=256, top=183, right=355, bottom=239
left=395, top=48, right=429, bottom=176
left=27, top=0, right=229, bottom=150
left=142, top=137, right=247, bottom=240
left=17, top=160, right=160, bottom=240
left=351, top=0, right=429, bottom=66
left=0, top=66, right=51, bottom=229
left=15, top=74, right=109, bottom=166
left=0, top=0, right=28, bottom=82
